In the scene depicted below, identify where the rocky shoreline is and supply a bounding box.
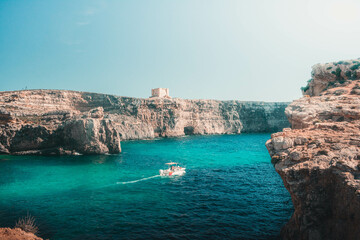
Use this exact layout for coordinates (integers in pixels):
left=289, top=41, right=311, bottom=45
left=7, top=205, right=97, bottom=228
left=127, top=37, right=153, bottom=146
left=0, top=90, right=289, bottom=155
left=0, top=228, right=42, bottom=240
left=266, top=59, right=360, bottom=239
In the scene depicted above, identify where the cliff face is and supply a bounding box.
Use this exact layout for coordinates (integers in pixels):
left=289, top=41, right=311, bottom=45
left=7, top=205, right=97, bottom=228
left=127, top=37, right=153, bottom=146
left=0, top=90, right=289, bottom=155
left=266, top=59, right=360, bottom=239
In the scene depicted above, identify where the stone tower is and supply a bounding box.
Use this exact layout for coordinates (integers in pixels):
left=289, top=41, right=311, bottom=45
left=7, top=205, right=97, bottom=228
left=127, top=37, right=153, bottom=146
left=150, top=88, right=170, bottom=98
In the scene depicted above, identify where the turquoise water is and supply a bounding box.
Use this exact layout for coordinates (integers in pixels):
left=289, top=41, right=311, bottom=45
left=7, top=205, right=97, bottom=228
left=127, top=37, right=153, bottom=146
left=0, top=134, right=292, bottom=239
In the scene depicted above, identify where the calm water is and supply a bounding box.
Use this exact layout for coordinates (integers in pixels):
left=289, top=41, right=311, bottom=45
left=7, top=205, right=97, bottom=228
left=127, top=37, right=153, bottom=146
left=0, top=134, right=292, bottom=240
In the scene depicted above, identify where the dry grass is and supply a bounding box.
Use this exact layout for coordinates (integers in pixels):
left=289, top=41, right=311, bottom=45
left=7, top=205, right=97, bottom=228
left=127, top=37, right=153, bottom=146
left=15, top=212, right=38, bottom=234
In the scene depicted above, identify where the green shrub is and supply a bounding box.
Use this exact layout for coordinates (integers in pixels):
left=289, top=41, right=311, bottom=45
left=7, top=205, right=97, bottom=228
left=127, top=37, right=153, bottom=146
left=351, top=71, right=358, bottom=80
left=301, top=79, right=312, bottom=92
left=328, top=81, right=335, bottom=87
left=350, top=64, right=360, bottom=71
left=301, top=85, right=310, bottom=92
left=333, top=67, right=345, bottom=83
left=346, top=70, right=352, bottom=79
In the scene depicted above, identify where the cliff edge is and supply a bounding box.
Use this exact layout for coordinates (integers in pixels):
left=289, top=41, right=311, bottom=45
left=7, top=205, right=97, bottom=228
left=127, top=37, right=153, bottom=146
left=0, top=90, right=289, bottom=155
left=266, top=59, right=360, bottom=239
left=0, top=228, right=42, bottom=240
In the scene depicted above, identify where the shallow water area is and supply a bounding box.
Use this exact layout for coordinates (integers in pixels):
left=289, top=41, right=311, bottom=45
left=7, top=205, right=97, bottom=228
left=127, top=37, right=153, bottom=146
left=0, top=134, right=292, bottom=240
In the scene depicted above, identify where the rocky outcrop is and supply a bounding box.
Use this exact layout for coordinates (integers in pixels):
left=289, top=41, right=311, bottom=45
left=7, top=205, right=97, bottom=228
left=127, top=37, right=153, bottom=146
left=0, top=228, right=42, bottom=240
left=60, top=118, right=121, bottom=154
left=0, top=112, right=121, bottom=155
left=302, top=59, right=360, bottom=96
left=266, top=59, right=360, bottom=239
left=0, top=90, right=289, bottom=155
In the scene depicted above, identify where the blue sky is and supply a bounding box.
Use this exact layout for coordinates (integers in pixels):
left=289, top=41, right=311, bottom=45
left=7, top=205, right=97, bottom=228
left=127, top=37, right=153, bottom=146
left=1, top=0, right=360, bottom=101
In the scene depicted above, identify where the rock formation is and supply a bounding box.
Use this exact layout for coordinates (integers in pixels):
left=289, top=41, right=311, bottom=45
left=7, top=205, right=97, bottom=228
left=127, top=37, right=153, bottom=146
left=0, top=89, right=289, bottom=155
left=0, top=228, right=42, bottom=240
left=266, top=59, right=360, bottom=239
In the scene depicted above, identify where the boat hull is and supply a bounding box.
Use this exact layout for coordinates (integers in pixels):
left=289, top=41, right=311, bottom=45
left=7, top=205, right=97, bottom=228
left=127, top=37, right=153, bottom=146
left=159, top=168, right=186, bottom=176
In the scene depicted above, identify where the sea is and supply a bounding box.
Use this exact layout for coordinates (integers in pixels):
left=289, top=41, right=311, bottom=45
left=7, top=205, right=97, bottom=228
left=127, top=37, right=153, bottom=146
left=0, top=134, right=293, bottom=240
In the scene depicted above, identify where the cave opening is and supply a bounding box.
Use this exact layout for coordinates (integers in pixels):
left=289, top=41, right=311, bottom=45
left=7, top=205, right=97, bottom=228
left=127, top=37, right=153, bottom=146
left=184, top=126, right=194, bottom=135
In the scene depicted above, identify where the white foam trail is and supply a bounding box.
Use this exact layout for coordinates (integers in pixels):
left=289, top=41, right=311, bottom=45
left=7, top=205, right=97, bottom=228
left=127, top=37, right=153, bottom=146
left=117, top=175, right=160, bottom=185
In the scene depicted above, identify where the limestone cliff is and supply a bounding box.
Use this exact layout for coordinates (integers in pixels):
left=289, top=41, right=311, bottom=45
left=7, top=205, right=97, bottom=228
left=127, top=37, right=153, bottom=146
left=0, top=90, right=289, bottom=155
left=0, top=228, right=42, bottom=240
left=266, top=59, right=360, bottom=239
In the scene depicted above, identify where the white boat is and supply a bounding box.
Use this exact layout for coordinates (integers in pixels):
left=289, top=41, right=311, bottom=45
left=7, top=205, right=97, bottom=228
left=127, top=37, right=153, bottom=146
left=159, top=162, right=186, bottom=176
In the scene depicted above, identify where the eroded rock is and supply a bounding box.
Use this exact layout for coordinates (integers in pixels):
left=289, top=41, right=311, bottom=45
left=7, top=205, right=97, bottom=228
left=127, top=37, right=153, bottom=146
left=0, top=228, right=42, bottom=240
left=267, top=58, right=360, bottom=239
left=61, top=118, right=121, bottom=154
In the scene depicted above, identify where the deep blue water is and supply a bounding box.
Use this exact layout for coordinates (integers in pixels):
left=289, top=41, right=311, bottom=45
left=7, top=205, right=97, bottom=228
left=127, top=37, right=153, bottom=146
left=0, top=134, right=292, bottom=240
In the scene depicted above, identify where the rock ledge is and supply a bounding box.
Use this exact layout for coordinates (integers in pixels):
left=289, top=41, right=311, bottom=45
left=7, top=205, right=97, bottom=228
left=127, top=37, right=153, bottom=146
left=267, top=59, right=360, bottom=239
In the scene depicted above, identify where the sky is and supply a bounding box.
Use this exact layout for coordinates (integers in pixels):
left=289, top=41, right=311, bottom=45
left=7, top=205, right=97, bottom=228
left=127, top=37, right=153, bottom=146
left=1, top=0, right=360, bottom=101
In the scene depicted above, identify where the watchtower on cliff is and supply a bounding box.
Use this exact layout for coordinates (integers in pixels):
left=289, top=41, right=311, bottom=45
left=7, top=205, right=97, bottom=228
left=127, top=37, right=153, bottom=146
left=150, top=88, right=170, bottom=98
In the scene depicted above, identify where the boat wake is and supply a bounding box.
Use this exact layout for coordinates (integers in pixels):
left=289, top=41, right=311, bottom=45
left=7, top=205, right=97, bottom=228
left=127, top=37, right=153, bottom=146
left=116, top=175, right=160, bottom=185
